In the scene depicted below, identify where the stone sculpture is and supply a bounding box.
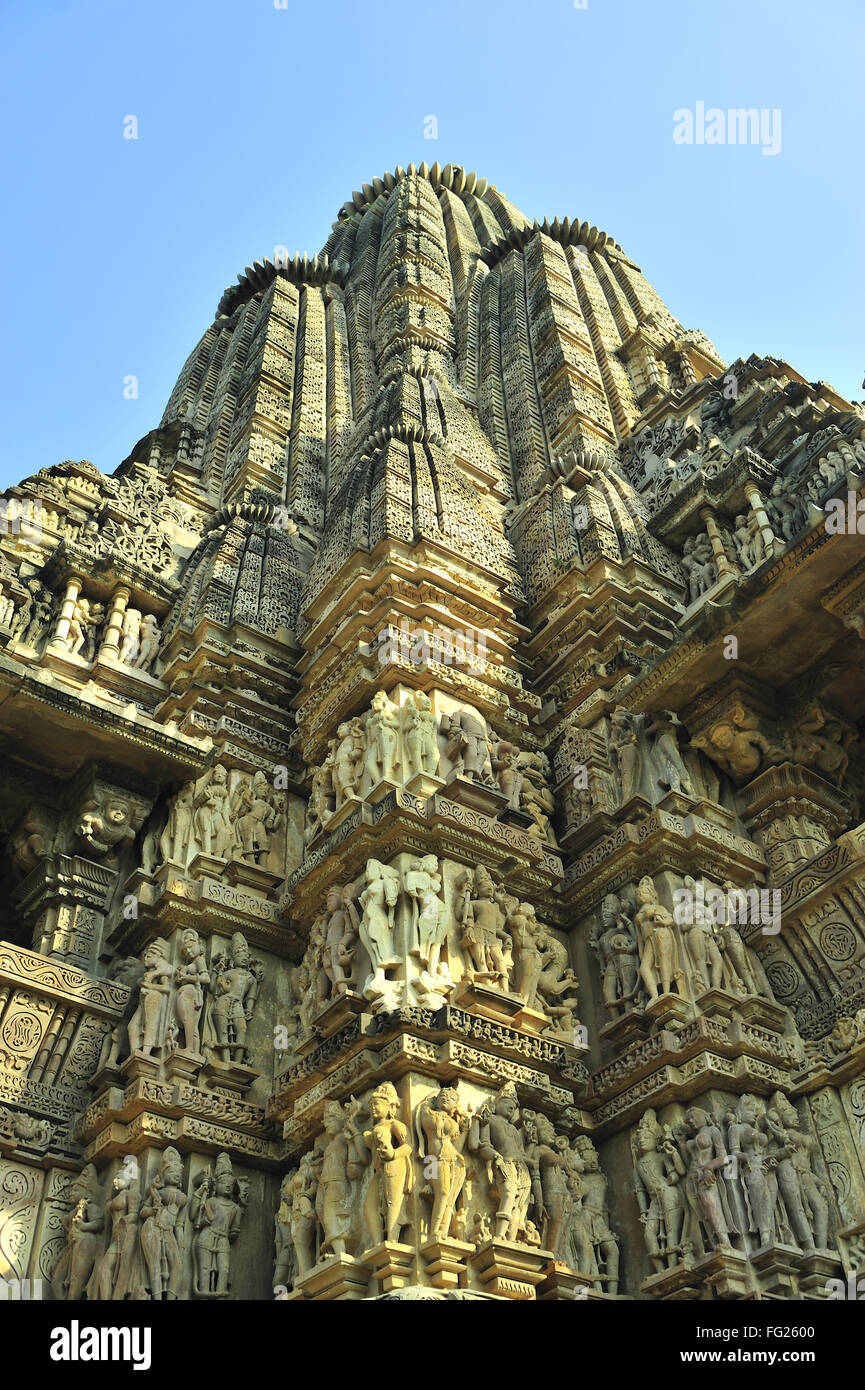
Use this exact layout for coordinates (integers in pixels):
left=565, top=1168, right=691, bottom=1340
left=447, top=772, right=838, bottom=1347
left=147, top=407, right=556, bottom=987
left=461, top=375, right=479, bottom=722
left=190, top=1152, right=247, bottom=1298
left=208, top=932, right=261, bottom=1065
left=634, top=875, right=684, bottom=1002
left=51, top=1165, right=104, bottom=1301
left=345, top=1082, right=414, bottom=1247
left=127, top=938, right=174, bottom=1056
left=415, top=1085, right=470, bottom=1242
left=590, top=892, right=641, bottom=1014
left=468, top=1081, right=532, bottom=1242
left=174, top=928, right=210, bottom=1054
left=140, top=1146, right=188, bottom=1300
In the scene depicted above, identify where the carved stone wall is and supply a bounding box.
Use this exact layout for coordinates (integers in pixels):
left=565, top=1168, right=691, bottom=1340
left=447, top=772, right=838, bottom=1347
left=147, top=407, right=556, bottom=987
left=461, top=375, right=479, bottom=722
left=0, top=161, right=863, bottom=1301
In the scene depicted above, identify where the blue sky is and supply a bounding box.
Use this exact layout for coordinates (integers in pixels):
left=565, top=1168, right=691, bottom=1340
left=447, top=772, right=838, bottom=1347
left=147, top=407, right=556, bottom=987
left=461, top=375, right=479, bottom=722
left=0, top=0, right=861, bottom=490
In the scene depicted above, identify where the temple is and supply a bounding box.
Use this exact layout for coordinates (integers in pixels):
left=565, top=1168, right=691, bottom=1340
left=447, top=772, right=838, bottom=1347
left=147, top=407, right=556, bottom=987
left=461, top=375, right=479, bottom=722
left=1, top=161, right=864, bottom=1302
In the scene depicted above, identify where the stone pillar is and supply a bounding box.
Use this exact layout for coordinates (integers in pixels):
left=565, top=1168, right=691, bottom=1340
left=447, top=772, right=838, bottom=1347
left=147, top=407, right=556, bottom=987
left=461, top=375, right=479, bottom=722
left=48, top=575, right=83, bottom=651
left=744, top=481, right=777, bottom=559
left=699, top=505, right=736, bottom=580
left=99, top=585, right=132, bottom=659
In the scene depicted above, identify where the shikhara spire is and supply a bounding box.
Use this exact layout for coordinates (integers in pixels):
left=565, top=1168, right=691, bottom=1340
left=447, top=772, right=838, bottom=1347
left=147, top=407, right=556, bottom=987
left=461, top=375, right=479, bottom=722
left=0, top=163, right=863, bottom=1302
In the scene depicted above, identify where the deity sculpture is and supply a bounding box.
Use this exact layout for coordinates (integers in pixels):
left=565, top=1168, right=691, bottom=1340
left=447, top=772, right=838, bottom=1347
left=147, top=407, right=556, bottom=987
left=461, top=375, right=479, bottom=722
left=456, top=865, right=512, bottom=989
left=119, top=607, right=142, bottom=663
left=678, top=1107, right=737, bottom=1254
left=571, top=1136, right=620, bottom=1294
left=468, top=1081, right=532, bottom=1242
left=681, top=533, right=716, bottom=602
left=331, top=717, right=364, bottom=806
left=134, top=613, right=161, bottom=672
left=523, top=1109, right=571, bottom=1259
left=490, top=735, right=523, bottom=810
left=208, top=931, right=261, bottom=1065
left=13, top=577, right=54, bottom=649
left=404, top=854, right=450, bottom=985
left=318, top=883, right=360, bottom=996
left=590, top=892, right=641, bottom=1014
left=140, top=1146, right=187, bottom=1300
left=679, top=875, right=725, bottom=994
left=233, top=769, right=283, bottom=867
left=717, top=882, right=777, bottom=1000
left=273, top=1172, right=296, bottom=1291
left=518, top=749, right=557, bottom=845
left=415, top=1085, right=470, bottom=1242
left=287, top=1152, right=318, bottom=1278
left=647, top=710, right=695, bottom=797
left=726, top=1095, right=779, bottom=1250
left=191, top=1152, right=247, bottom=1298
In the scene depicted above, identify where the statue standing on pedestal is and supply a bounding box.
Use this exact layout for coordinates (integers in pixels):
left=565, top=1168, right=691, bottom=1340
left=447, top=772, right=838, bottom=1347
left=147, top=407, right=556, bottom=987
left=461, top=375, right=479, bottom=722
left=468, top=1081, right=532, bottom=1242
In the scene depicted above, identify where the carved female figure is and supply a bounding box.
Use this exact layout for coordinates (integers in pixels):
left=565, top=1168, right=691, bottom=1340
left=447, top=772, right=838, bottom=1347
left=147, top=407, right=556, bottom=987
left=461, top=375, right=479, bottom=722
left=174, top=928, right=210, bottom=1054
left=632, top=1109, right=685, bottom=1271
left=680, top=1107, right=736, bottom=1253
left=331, top=718, right=364, bottom=806
left=315, top=1100, right=363, bottom=1257
left=363, top=690, right=401, bottom=791
left=273, top=1172, right=296, bottom=1291
left=763, top=1096, right=829, bottom=1253
left=508, top=902, right=545, bottom=1010
left=287, top=1153, right=318, bottom=1278
left=193, top=764, right=233, bottom=859
left=358, top=859, right=401, bottom=991
left=140, top=1147, right=187, bottom=1300
left=347, top=1082, right=414, bottom=1247
left=51, top=1165, right=104, bottom=1301
left=415, top=1086, right=469, bottom=1242
left=727, top=1096, right=777, bottom=1249
left=159, top=782, right=195, bottom=865
left=635, top=876, right=683, bottom=1002
left=524, top=1110, right=570, bottom=1259
left=680, top=874, right=724, bottom=993
left=610, top=706, right=642, bottom=803
left=93, top=1157, right=141, bottom=1300
left=590, top=893, right=640, bottom=1012
left=402, top=690, right=439, bottom=781
left=134, top=614, right=160, bottom=672
left=404, top=854, right=448, bottom=980
left=127, top=938, right=174, bottom=1056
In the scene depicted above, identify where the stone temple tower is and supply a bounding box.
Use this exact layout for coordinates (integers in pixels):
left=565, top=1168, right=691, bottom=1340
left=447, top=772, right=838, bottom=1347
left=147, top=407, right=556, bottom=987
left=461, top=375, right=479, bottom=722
left=1, top=161, right=864, bottom=1303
